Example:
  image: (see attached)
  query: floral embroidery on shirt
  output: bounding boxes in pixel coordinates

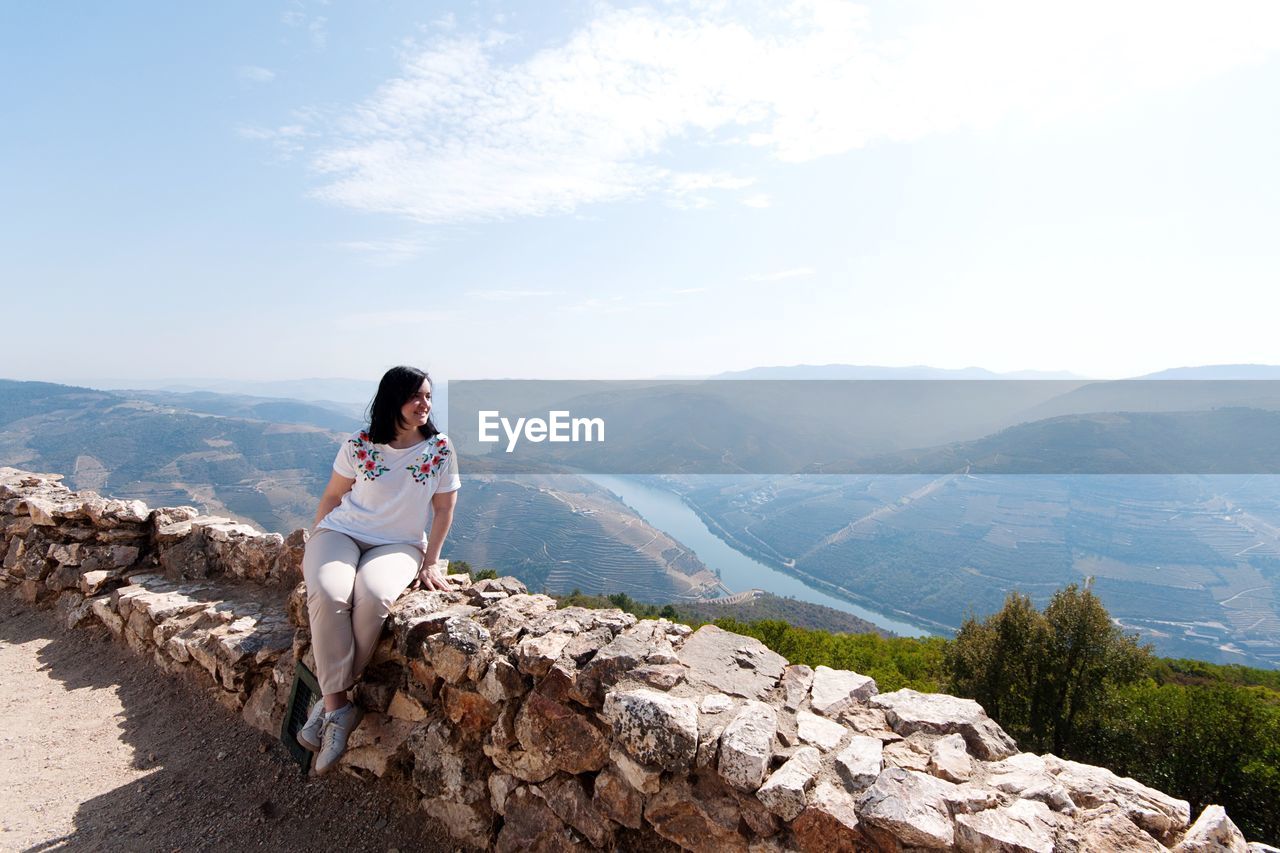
[349,430,390,480]
[407,435,451,485]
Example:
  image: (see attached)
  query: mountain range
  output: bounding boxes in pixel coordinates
[0,379,715,603]
[5,365,1280,667]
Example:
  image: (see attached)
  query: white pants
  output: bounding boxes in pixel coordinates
[302,528,421,695]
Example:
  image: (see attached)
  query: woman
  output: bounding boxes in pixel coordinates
[296,365,460,774]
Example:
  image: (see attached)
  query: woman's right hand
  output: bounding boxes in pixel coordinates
[417,559,450,591]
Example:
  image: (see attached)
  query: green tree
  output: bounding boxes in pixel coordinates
[946,583,1150,755]
[1041,583,1148,753]
[1085,679,1280,843]
[947,591,1046,737]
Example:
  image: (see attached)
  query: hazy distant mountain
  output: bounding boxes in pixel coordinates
[1135,364,1280,380]
[86,376,466,428]
[713,364,1089,380]
[120,390,363,433]
[716,363,1280,381]
[824,408,1280,475]
[454,379,1100,473]
[91,377,378,409]
[0,379,712,600]
[0,380,339,530]
[1007,379,1280,425]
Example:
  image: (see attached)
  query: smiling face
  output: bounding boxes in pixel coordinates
[400,380,432,431]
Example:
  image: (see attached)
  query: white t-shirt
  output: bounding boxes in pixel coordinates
[317,429,461,548]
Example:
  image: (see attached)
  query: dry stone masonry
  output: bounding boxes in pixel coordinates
[2,466,1275,853]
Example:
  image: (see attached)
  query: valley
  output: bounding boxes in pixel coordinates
[6,376,1280,667]
[668,472,1280,667]
[0,381,716,603]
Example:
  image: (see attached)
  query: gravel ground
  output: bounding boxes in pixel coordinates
[0,596,461,853]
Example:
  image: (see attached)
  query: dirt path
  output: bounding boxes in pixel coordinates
[0,597,460,853]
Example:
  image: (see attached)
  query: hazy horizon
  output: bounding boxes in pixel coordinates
[15,362,1280,391]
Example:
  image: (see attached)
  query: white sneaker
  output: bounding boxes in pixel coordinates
[296,700,326,753]
[314,703,362,776]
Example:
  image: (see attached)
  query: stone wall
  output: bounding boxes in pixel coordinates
[1,466,1272,852]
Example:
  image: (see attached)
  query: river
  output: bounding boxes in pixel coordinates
[583,474,931,637]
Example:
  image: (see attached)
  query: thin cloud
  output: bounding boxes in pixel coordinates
[566,294,677,313]
[337,237,430,265]
[467,289,563,302]
[565,296,630,314]
[344,309,456,327]
[745,267,817,283]
[237,66,276,83]
[308,17,328,50]
[238,124,309,159]
[741,193,771,209]
[292,0,1280,225]
[282,1,328,50]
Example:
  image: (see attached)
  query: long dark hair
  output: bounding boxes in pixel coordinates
[367,365,440,444]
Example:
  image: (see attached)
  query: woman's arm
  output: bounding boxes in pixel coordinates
[312,471,356,529]
[418,489,458,590]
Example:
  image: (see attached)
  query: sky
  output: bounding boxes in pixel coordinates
[4,0,1280,384]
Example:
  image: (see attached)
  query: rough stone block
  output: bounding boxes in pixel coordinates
[791,780,866,853]
[515,691,609,774]
[871,688,1017,761]
[756,745,821,821]
[645,776,749,853]
[55,591,96,630]
[494,786,587,853]
[1173,804,1248,853]
[856,767,958,850]
[593,764,645,829]
[242,679,280,735]
[985,752,1075,813]
[954,799,1057,853]
[718,700,778,792]
[1044,754,1190,838]
[477,657,526,703]
[424,616,492,684]
[91,595,124,635]
[796,709,847,751]
[835,734,883,791]
[488,771,519,815]
[603,688,698,772]
[539,774,615,848]
[442,685,500,735]
[677,625,787,701]
[387,690,428,722]
[810,665,878,716]
[1075,804,1165,852]
[341,713,416,778]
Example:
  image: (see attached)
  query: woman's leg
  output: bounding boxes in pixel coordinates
[301,528,361,709]
[350,543,422,680]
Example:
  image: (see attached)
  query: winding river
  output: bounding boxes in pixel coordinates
[583,474,931,637]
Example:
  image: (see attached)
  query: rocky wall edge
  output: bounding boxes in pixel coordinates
[1,467,1273,853]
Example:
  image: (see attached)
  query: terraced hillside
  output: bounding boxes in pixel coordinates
[672,473,1280,667]
[0,381,336,530]
[447,477,718,601]
[0,381,715,602]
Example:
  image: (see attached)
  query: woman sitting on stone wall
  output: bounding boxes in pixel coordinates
[297,364,460,773]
